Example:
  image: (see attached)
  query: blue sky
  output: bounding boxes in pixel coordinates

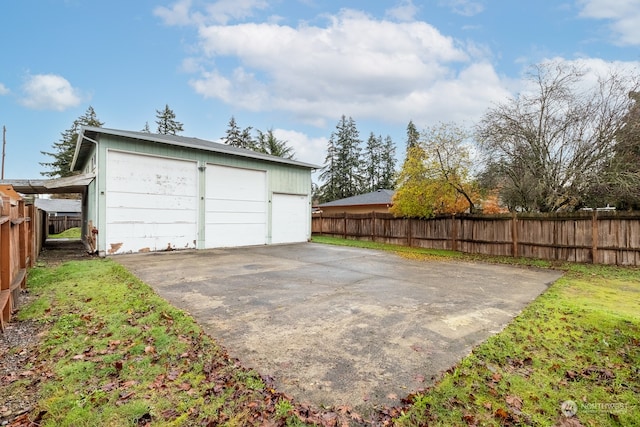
[1,0,639,179]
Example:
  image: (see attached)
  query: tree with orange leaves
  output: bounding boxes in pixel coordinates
[391,122,479,218]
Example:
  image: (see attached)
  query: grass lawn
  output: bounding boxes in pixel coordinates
[47,227,81,239]
[3,237,639,426]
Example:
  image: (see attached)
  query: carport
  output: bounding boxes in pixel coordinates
[117,243,562,414]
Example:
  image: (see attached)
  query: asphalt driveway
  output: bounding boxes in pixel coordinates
[116,243,562,413]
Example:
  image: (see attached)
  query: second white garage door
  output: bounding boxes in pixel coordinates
[205,165,267,248]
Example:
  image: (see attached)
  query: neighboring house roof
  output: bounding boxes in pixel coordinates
[319,189,395,207]
[71,126,321,172]
[35,198,81,213]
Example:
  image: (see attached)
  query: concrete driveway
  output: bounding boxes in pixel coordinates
[116,243,561,413]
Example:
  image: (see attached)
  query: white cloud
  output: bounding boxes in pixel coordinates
[385,0,419,22]
[187,9,510,127]
[441,0,485,17]
[20,74,83,111]
[0,83,9,95]
[579,0,640,45]
[203,0,269,24]
[155,0,269,26]
[272,128,327,166]
[154,0,194,26]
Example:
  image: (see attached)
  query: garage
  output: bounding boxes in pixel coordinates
[105,150,199,254]
[271,193,309,244]
[205,165,267,248]
[70,127,318,256]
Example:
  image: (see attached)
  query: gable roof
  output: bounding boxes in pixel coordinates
[34,198,81,213]
[71,126,321,172]
[319,189,395,207]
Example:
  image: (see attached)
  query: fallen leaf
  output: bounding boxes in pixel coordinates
[506,395,523,410]
[102,382,117,392]
[491,372,502,383]
[119,391,135,400]
[483,401,492,410]
[144,345,155,354]
[494,408,509,420]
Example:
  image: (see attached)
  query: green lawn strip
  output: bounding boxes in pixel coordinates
[20,260,319,427]
[312,236,640,426]
[47,227,81,239]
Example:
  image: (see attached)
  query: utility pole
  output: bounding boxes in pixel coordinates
[1,126,5,179]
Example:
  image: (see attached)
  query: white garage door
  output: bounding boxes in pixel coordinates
[205,165,267,248]
[271,193,309,244]
[106,151,198,254]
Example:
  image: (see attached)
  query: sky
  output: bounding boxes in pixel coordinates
[1,0,639,180]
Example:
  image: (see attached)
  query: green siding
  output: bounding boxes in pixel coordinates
[84,134,313,254]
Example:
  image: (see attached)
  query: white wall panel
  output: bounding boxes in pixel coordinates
[106,150,198,254]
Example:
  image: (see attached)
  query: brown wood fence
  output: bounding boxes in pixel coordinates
[312,211,640,266]
[48,215,82,235]
[1,191,43,331]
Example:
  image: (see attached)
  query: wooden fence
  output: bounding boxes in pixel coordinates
[312,211,640,266]
[0,190,43,331]
[48,215,81,235]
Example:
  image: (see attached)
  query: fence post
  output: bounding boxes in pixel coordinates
[343,212,347,240]
[591,210,598,264]
[371,211,376,242]
[451,214,458,252]
[407,217,412,247]
[512,212,518,258]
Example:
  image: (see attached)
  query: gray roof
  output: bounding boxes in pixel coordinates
[0,173,95,194]
[71,126,321,171]
[34,198,81,213]
[319,189,395,207]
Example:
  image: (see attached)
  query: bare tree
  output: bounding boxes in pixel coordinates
[476,62,639,212]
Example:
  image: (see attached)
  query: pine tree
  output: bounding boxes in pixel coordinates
[319,115,363,201]
[406,120,419,151]
[40,106,104,178]
[141,122,151,133]
[222,116,241,145]
[318,135,339,203]
[255,129,295,159]
[155,104,184,135]
[362,132,382,192]
[222,116,255,149]
[379,135,397,189]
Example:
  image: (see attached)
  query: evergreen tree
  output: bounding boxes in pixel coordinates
[362,132,382,192]
[319,115,363,201]
[318,134,339,203]
[141,122,151,133]
[255,129,295,159]
[406,120,419,151]
[379,135,397,189]
[222,116,241,145]
[240,126,255,150]
[222,116,255,149]
[155,104,184,135]
[40,106,104,178]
